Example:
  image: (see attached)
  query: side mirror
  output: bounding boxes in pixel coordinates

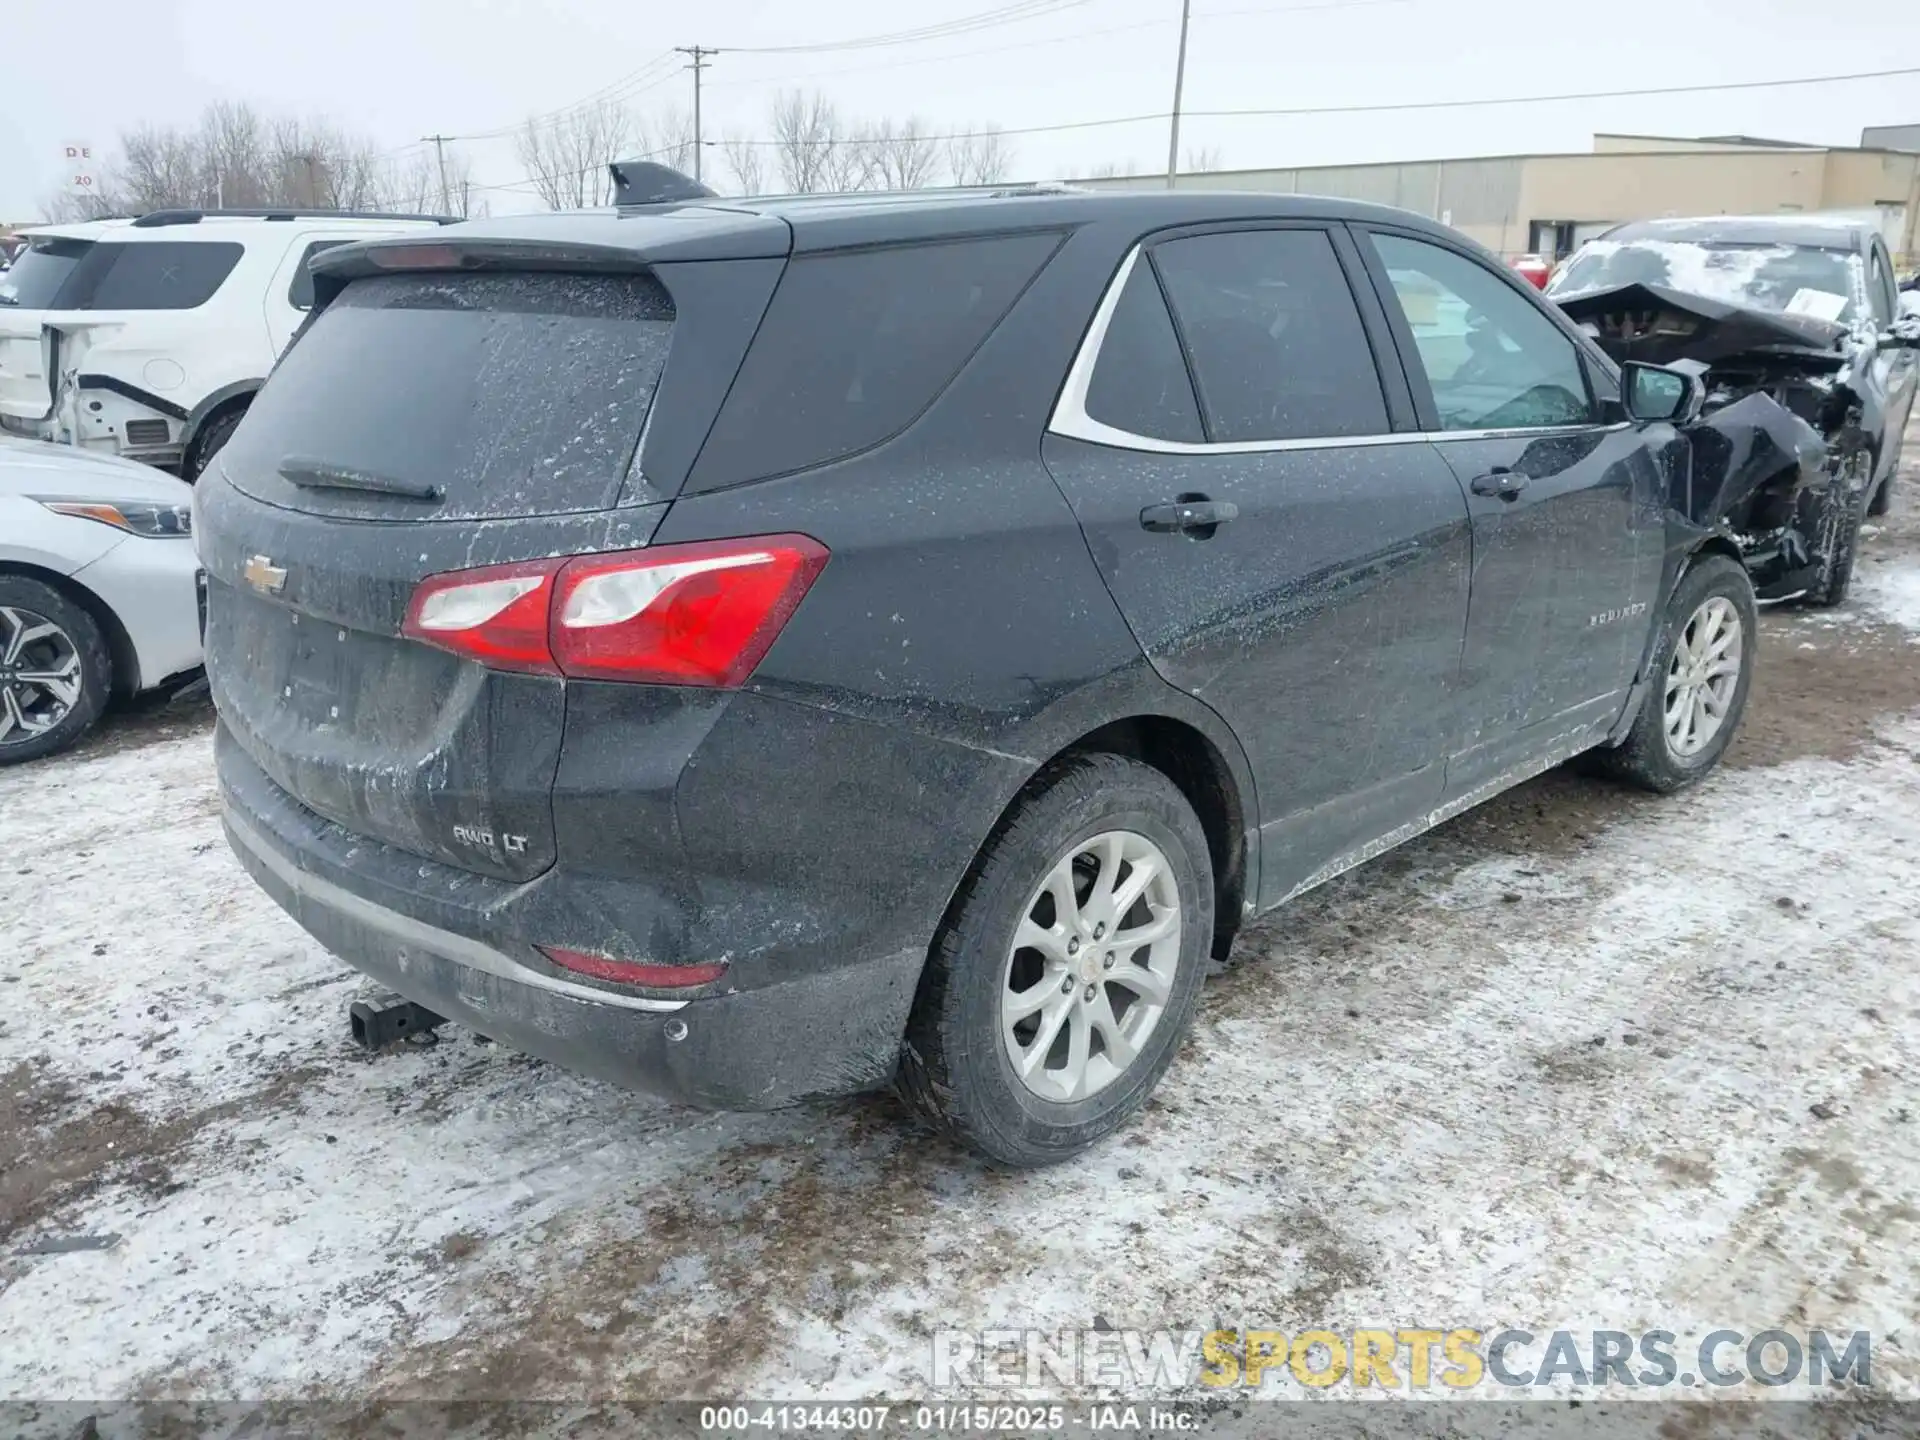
[1621,361,1703,425]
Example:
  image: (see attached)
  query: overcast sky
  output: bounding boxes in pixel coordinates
[4,0,1918,219]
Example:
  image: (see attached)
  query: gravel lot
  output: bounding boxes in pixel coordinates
[2,432,1918,1405]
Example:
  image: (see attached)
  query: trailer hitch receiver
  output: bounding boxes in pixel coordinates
[349,991,447,1051]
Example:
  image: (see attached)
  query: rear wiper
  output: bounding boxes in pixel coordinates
[278,457,444,502]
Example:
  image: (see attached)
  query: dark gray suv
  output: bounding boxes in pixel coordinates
[199,181,1754,1165]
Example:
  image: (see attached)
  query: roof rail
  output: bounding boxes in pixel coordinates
[130,207,459,228]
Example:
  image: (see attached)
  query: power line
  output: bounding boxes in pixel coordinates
[453,52,682,142]
[460,62,1920,197]
[700,0,1415,92]
[723,0,1096,54]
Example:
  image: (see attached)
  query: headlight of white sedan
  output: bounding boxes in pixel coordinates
[31,497,194,537]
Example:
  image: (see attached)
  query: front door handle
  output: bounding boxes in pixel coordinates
[1140,499,1240,534]
[1469,468,1529,500]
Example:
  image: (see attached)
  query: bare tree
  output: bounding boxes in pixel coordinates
[199,101,270,207]
[944,125,1012,186]
[117,124,205,210]
[723,136,769,195]
[1083,159,1134,180]
[638,106,698,178]
[862,117,940,190]
[38,189,122,222]
[1183,145,1224,174]
[514,98,633,210]
[770,91,842,194]
[39,104,453,219]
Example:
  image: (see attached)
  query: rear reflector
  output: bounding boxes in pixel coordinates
[400,534,828,686]
[539,946,729,989]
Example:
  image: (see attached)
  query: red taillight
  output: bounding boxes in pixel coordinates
[403,557,564,673]
[400,534,828,687]
[539,946,729,989]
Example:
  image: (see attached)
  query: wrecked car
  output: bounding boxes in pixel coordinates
[1548,217,1920,605]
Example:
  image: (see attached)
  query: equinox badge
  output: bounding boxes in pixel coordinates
[242,555,287,595]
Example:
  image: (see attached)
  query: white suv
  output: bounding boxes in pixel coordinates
[0,209,449,479]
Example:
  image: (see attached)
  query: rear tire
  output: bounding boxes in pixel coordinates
[182,404,246,483]
[897,753,1214,1167]
[0,576,112,765]
[1583,553,1756,794]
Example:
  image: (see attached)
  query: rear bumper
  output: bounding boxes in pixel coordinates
[219,729,924,1109]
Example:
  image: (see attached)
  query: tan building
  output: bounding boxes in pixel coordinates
[1075,131,1920,266]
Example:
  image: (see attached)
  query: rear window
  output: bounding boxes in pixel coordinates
[690,231,1061,491]
[220,270,674,521]
[0,237,94,308]
[61,241,244,310]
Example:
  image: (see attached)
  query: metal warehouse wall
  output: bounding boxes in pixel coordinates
[1076,146,1920,260]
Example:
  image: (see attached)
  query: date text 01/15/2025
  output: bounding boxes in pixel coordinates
[697,1405,1198,1432]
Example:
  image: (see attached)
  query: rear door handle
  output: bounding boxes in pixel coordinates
[1469,468,1529,500]
[1140,499,1240,533]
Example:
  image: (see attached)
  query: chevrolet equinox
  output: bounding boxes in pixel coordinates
[200,181,1756,1165]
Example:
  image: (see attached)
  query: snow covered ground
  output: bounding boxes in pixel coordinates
[2,445,1919,1408]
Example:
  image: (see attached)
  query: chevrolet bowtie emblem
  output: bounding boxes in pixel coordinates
[242,555,288,595]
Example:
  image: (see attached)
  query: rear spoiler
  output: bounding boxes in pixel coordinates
[306,210,791,314]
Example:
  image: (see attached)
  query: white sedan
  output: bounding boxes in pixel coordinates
[0,436,203,762]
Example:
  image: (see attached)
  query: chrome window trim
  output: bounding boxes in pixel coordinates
[1048,242,1629,456]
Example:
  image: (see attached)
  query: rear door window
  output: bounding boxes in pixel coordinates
[1369,233,1594,431]
[64,241,244,310]
[0,236,95,308]
[690,231,1061,490]
[220,270,675,521]
[1151,228,1390,443]
[1083,258,1204,444]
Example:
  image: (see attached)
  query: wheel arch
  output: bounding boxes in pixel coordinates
[947,707,1256,962]
[0,559,140,698]
[183,381,263,449]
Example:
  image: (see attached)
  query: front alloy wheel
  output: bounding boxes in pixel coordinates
[0,578,113,765]
[0,607,85,748]
[1662,596,1742,759]
[1581,552,1757,794]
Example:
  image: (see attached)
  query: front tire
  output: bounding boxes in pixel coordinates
[897,753,1214,1167]
[0,577,112,765]
[1867,458,1897,517]
[1805,454,1870,607]
[1584,553,1756,794]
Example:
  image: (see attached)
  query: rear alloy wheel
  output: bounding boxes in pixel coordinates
[1002,830,1183,1105]
[0,577,112,765]
[898,752,1213,1166]
[1582,552,1756,794]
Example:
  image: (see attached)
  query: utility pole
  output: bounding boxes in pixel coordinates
[674,46,717,182]
[1165,0,1192,190]
[422,133,453,214]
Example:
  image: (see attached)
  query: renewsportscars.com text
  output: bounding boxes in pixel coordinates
[932,1327,1873,1391]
